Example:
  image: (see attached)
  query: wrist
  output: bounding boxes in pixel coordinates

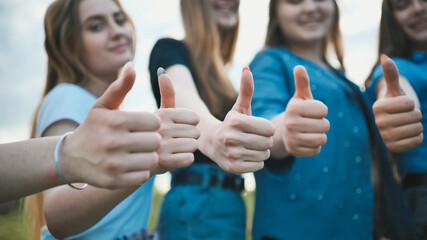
[200,120,222,159]
[55,132,87,190]
[58,133,79,183]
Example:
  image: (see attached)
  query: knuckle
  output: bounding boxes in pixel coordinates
[220,161,232,173]
[313,147,322,156]
[152,133,162,149]
[415,110,423,121]
[322,134,328,145]
[104,160,121,172]
[188,111,201,124]
[140,172,151,184]
[284,118,299,131]
[266,137,274,149]
[264,150,271,160]
[227,164,240,175]
[416,134,424,145]
[381,130,392,141]
[372,102,383,115]
[148,152,159,168]
[285,104,299,115]
[404,98,415,109]
[103,137,123,150]
[182,154,195,167]
[189,139,198,152]
[229,116,244,128]
[416,123,424,133]
[194,126,201,139]
[227,148,241,160]
[375,118,386,129]
[103,175,117,189]
[224,133,240,146]
[324,119,330,131]
[254,161,265,172]
[106,115,128,129]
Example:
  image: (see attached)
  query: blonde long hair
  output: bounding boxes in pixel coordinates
[180,0,239,120]
[265,0,345,70]
[25,0,135,239]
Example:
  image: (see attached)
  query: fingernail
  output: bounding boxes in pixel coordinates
[380,54,389,62]
[120,61,134,78]
[242,66,250,73]
[157,67,165,77]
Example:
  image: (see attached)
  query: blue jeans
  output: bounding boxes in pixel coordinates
[157,164,246,240]
[406,186,427,239]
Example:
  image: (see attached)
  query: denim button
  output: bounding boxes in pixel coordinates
[343,141,350,148]
[353,214,359,220]
[353,126,359,133]
[322,167,329,173]
[355,156,362,163]
[356,188,362,194]
[337,111,343,118]
[317,194,324,201]
[289,194,296,200]
[311,84,317,91]
[294,174,301,180]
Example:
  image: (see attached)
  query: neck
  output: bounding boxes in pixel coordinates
[80,72,117,98]
[287,40,326,67]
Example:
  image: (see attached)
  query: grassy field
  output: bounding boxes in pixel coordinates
[0,189,254,240]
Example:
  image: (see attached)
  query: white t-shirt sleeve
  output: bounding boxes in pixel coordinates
[36,83,97,137]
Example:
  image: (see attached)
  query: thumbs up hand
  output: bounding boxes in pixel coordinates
[62,62,162,189]
[372,55,423,152]
[281,66,329,157]
[210,67,275,174]
[152,68,201,175]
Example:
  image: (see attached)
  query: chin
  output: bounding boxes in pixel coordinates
[218,19,238,30]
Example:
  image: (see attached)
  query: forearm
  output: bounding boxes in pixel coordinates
[44,185,138,238]
[0,137,62,203]
[174,84,221,160]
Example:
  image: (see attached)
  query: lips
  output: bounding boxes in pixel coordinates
[409,18,427,31]
[109,43,129,53]
[298,18,323,29]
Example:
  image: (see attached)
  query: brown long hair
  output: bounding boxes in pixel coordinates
[365,0,412,87]
[180,0,239,120]
[265,0,345,70]
[26,0,135,239]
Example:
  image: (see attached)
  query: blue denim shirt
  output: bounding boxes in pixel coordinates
[250,47,373,240]
[367,51,427,176]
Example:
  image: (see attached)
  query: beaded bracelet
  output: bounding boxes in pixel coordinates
[55,131,88,190]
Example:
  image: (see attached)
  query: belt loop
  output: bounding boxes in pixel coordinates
[201,172,210,189]
[217,171,225,189]
[235,176,244,191]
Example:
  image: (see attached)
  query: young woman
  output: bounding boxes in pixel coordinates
[149,0,275,239]
[26,0,200,239]
[366,0,426,237]
[249,0,418,239]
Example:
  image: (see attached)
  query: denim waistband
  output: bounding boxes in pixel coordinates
[116,230,158,240]
[171,164,245,192]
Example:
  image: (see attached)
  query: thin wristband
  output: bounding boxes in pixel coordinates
[55,131,88,190]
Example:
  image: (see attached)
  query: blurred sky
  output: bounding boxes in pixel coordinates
[0,0,383,192]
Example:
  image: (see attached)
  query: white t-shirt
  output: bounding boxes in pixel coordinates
[37,83,154,240]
